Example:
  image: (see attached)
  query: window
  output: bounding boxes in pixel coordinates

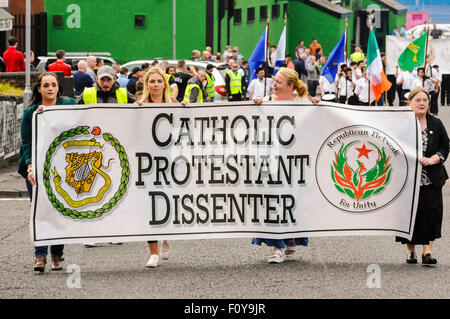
[52,15,64,28]
[234,9,242,25]
[134,15,146,28]
[272,5,280,19]
[260,6,267,21]
[247,7,255,23]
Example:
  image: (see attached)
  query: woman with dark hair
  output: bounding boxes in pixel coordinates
[18,72,76,273]
[396,87,449,266]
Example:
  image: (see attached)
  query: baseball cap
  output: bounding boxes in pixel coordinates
[97,66,116,80]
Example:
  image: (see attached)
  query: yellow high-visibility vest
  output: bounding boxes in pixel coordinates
[183,83,204,103]
[165,74,175,97]
[205,72,216,98]
[83,87,128,104]
[350,52,365,63]
[226,70,242,95]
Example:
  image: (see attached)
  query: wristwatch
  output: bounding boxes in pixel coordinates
[436,152,445,162]
[27,167,33,173]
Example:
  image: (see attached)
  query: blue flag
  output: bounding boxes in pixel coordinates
[274,25,286,76]
[248,26,267,82]
[321,31,346,84]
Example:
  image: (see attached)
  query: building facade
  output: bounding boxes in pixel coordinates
[44,0,407,63]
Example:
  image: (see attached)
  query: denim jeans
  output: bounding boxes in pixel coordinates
[26,179,64,258]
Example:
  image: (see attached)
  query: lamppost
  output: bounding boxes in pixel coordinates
[23,0,31,106]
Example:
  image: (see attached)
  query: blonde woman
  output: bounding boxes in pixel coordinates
[251,67,315,263]
[137,67,172,267]
[253,67,318,105]
[396,87,449,265]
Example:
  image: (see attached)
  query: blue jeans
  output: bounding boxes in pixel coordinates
[26,179,64,258]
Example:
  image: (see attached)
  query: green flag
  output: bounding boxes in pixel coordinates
[397,32,427,71]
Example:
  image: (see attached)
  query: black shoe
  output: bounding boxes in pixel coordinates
[422,253,437,266]
[406,252,418,264]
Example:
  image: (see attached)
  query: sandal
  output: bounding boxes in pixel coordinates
[161,241,171,260]
[268,249,284,264]
[285,245,296,260]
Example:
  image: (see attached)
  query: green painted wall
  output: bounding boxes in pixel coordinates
[225,0,352,61]
[45,0,206,62]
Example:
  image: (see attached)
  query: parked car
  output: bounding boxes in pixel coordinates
[121,59,229,102]
[36,56,117,73]
[406,24,450,39]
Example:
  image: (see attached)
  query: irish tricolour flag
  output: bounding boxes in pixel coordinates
[367,29,392,101]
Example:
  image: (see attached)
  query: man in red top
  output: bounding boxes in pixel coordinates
[48,50,72,76]
[3,36,25,72]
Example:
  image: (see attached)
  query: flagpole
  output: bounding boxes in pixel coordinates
[264,16,270,98]
[423,26,430,88]
[367,12,373,107]
[345,17,348,104]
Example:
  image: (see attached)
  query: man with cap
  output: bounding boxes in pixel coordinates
[77,65,136,105]
[126,67,143,95]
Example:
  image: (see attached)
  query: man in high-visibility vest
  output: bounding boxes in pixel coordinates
[77,65,136,105]
[225,59,244,101]
[350,47,365,64]
[205,64,216,102]
[183,69,209,104]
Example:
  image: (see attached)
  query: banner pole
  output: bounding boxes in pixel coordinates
[264,16,270,98]
[345,17,348,104]
[423,26,429,88]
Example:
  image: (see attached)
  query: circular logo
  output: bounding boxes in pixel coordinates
[315,125,408,213]
[42,126,129,220]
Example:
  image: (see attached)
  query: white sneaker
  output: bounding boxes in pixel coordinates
[268,249,284,264]
[146,254,159,268]
[161,241,171,260]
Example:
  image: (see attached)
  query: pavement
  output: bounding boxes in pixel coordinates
[1,105,450,300]
[0,159,28,198]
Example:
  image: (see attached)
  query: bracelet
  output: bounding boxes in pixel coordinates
[27,167,33,173]
[436,152,445,162]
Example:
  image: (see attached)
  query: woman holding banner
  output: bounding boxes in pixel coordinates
[396,87,449,266]
[137,66,173,268]
[252,67,310,263]
[18,72,77,273]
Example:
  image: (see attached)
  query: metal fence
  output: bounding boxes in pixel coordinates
[0,96,23,161]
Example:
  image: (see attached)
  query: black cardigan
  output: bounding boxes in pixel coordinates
[423,113,450,188]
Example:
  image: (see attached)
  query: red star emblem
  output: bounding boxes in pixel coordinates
[355,144,373,159]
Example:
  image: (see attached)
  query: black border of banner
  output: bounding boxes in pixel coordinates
[31,103,419,242]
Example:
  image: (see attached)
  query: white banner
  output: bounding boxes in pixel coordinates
[386,35,450,75]
[31,103,421,245]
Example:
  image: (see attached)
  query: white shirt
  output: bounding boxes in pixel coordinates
[354,68,362,79]
[338,77,355,97]
[396,71,415,90]
[319,75,336,94]
[248,78,273,98]
[412,77,433,92]
[354,78,376,103]
[428,67,441,91]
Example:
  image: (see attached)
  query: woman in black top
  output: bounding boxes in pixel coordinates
[396,87,449,266]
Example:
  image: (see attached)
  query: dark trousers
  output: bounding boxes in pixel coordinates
[307,80,319,97]
[441,74,450,105]
[338,96,347,104]
[228,94,244,102]
[430,90,439,115]
[387,75,397,106]
[26,179,64,258]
